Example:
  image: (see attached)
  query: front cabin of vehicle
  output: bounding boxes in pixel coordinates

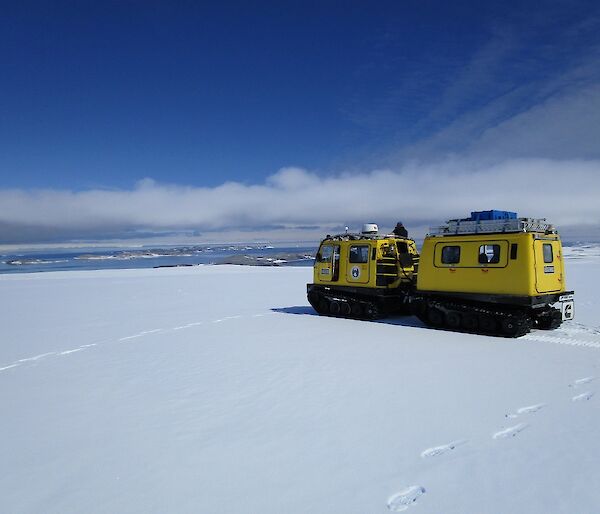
[308,225,419,319]
[313,236,418,290]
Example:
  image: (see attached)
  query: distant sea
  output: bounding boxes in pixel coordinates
[2,240,596,275]
[0,244,318,275]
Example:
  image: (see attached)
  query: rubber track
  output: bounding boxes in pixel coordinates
[308,290,547,338]
[308,290,385,320]
[415,298,534,338]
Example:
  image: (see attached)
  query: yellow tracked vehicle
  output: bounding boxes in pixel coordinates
[411,211,574,337]
[306,223,419,319]
[307,212,575,337]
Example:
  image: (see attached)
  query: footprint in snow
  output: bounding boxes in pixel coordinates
[517,403,546,414]
[387,486,426,512]
[569,376,595,388]
[493,423,529,439]
[506,403,546,418]
[572,391,594,402]
[421,439,467,458]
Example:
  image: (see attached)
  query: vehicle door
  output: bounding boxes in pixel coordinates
[315,243,340,282]
[534,240,563,293]
[346,244,370,284]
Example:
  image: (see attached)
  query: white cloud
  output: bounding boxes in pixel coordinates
[468,84,600,160]
[2,158,599,244]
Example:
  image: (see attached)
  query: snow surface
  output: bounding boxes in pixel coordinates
[0,257,599,513]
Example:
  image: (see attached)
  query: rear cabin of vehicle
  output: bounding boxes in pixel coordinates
[413,212,574,336]
[417,232,566,298]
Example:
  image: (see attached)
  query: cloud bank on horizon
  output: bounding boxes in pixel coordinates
[2,156,599,244]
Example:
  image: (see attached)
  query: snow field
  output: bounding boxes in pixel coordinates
[0,259,599,513]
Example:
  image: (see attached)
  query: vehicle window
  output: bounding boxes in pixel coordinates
[510,244,518,260]
[543,243,553,263]
[441,246,461,264]
[349,245,370,263]
[318,245,333,262]
[478,244,500,264]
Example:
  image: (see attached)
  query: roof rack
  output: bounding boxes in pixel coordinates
[323,233,407,242]
[428,218,556,237]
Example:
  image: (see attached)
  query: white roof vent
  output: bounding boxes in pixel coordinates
[361,223,378,234]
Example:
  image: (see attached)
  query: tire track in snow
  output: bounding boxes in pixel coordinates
[522,333,600,349]
[521,322,600,350]
[59,348,85,355]
[0,311,275,374]
[560,322,600,336]
[18,352,56,363]
[0,364,19,372]
[1,345,97,373]
[118,328,163,341]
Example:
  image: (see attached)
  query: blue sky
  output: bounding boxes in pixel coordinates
[1,1,600,243]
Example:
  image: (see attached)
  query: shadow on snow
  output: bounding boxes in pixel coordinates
[271,306,426,328]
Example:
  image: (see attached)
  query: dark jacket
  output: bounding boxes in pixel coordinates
[393,224,408,237]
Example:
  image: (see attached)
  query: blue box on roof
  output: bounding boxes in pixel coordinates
[470,210,517,221]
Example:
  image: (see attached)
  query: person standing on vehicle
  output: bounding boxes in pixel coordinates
[392,222,408,238]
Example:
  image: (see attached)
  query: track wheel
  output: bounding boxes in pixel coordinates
[351,303,362,318]
[537,310,562,330]
[329,301,341,315]
[364,302,381,320]
[478,314,496,333]
[317,299,329,315]
[501,315,530,337]
[462,313,479,331]
[308,291,319,308]
[445,311,461,329]
[427,306,444,327]
[340,302,351,316]
[410,300,428,324]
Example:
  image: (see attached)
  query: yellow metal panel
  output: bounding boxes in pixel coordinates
[533,239,564,293]
[311,237,418,290]
[314,243,341,284]
[346,243,371,284]
[417,232,565,297]
[433,239,509,267]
